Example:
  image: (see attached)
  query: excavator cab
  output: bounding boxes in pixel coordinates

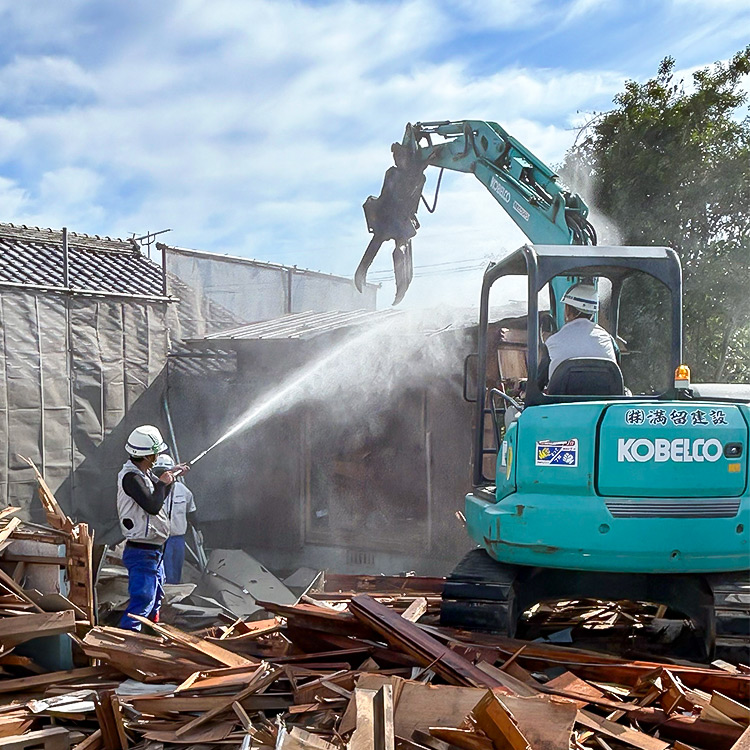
[445,244,750,662]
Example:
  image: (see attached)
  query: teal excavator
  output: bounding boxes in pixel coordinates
[355,120,750,662]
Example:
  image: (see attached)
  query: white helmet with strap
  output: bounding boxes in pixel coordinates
[561,283,598,314]
[126,425,168,457]
[153,453,175,471]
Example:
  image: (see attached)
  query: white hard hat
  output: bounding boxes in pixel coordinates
[153,453,175,470]
[125,425,168,457]
[561,283,598,314]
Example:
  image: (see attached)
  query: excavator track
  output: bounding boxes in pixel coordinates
[440,549,750,665]
[440,548,518,634]
[710,572,750,665]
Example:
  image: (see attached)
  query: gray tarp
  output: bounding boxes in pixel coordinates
[0,289,169,536]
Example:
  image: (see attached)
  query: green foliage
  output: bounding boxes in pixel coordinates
[562,47,750,382]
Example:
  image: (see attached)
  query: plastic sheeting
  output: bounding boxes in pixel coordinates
[0,289,169,529]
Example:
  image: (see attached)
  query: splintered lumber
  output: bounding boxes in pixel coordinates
[81,627,213,681]
[71,730,101,750]
[733,726,750,750]
[428,728,494,750]
[18,457,72,532]
[0,609,76,647]
[348,685,395,750]
[577,709,670,750]
[498,694,578,750]
[0,517,22,552]
[427,624,750,702]
[175,662,278,736]
[128,614,257,668]
[0,666,111,695]
[349,595,508,690]
[711,691,750,723]
[145,720,236,744]
[323,573,445,595]
[0,728,70,750]
[277,726,339,750]
[126,693,292,715]
[258,599,373,639]
[401,597,428,623]
[472,691,531,750]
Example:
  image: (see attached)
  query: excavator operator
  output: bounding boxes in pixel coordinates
[537,283,619,392]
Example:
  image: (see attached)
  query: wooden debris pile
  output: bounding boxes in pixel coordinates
[0,458,94,665]
[1,583,748,750]
[0,464,748,749]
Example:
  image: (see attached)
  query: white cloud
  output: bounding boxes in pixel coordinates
[0,0,745,309]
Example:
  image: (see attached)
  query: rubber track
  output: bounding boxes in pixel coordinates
[440,548,518,634]
[710,571,750,665]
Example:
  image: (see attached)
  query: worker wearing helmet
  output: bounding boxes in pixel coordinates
[117,425,188,630]
[153,454,199,584]
[537,282,618,390]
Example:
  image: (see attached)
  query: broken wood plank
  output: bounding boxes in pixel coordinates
[175,663,279,736]
[0,609,76,647]
[472,691,531,750]
[70,730,101,750]
[577,709,670,750]
[711,691,750,724]
[18,456,72,531]
[732,726,750,750]
[349,685,395,750]
[128,614,256,668]
[0,728,70,750]
[428,728,493,750]
[350,595,509,690]
[402,597,428,623]
[0,666,110,694]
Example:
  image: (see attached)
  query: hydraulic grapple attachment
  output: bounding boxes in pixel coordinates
[355,134,427,305]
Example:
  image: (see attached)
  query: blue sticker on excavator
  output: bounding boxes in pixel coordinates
[535,439,578,467]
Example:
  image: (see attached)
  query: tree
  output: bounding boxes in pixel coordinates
[561,47,750,383]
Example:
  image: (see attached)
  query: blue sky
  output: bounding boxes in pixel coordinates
[0,0,748,307]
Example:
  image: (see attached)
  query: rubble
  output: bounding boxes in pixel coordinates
[0,463,747,750]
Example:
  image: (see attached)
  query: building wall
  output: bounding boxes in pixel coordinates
[0,288,169,531]
[165,329,476,576]
[165,247,378,337]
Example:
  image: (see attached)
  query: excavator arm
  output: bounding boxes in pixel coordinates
[355,120,596,304]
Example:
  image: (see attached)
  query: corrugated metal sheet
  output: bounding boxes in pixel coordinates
[201,308,402,341]
[0,223,164,297]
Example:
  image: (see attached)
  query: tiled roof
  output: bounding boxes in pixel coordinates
[0,223,166,297]
[200,309,402,341]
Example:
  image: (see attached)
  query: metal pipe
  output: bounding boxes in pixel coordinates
[163,393,181,463]
[161,243,168,297]
[62,227,69,288]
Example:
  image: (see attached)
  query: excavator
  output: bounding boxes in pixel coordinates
[355,120,750,662]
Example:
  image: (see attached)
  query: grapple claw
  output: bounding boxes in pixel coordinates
[354,128,426,303]
[392,240,413,305]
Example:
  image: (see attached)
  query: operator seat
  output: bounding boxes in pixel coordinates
[547,357,624,397]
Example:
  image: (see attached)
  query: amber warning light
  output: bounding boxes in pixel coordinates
[674,364,691,389]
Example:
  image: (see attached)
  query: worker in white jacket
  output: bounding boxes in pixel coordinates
[116,425,188,630]
[537,282,618,390]
[153,454,199,584]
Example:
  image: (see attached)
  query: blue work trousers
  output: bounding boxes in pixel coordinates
[119,544,165,630]
[163,535,186,584]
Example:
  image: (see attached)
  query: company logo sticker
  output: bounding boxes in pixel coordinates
[490,176,511,203]
[617,437,723,463]
[624,407,727,426]
[536,439,578,467]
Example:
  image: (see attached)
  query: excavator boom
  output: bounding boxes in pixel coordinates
[355,120,596,303]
